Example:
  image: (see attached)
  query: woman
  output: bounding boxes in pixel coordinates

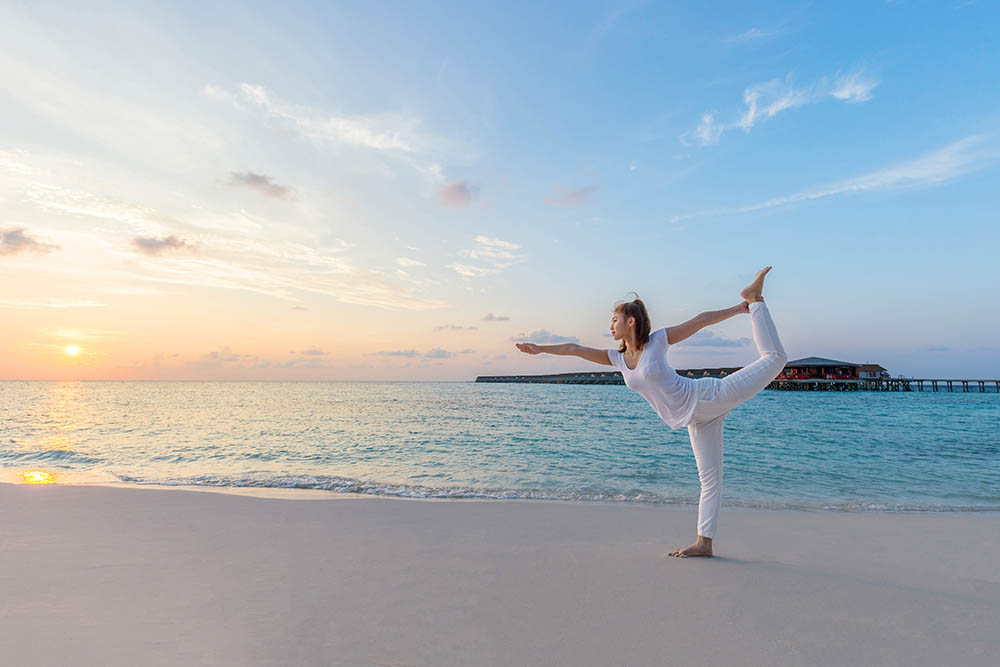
[515,266,787,558]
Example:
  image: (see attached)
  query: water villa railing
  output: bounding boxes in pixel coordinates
[474,372,1000,393]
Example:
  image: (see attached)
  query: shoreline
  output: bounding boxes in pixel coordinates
[4,473,998,513]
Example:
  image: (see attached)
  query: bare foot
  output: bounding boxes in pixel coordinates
[667,541,713,558]
[739,265,772,303]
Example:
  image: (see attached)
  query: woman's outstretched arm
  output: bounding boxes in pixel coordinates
[666,302,747,345]
[514,343,612,366]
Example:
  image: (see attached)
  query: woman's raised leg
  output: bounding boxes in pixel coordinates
[715,299,788,407]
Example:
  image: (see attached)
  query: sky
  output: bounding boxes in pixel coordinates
[2,0,998,381]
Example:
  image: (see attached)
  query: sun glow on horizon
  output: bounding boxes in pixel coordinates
[65,345,79,356]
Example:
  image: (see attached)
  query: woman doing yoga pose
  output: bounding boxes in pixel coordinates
[515,266,787,558]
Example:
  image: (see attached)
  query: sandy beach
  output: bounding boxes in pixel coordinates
[2,481,998,666]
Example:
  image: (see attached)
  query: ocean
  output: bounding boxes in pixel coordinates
[2,381,998,512]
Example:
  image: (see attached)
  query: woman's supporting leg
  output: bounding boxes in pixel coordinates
[687,412,726,540]
[715,300,788,407]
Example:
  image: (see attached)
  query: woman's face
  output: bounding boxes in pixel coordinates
[610,310,633,340]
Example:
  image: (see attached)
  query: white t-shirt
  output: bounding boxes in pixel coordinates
[607,327,698,430]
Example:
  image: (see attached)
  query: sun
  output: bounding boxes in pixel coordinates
[65,345,80,356]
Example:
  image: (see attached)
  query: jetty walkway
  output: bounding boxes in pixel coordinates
[475,372,1000,393]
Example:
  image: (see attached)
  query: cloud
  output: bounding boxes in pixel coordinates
[291,305,308,311]
[831,70,878,103]
[448,263,496,277]
[191,346,270,369]
[0,298,104,309]
[509,330,581,344]
[668,134,999,222]
[206,83,421,152]
[395,257,425,267]
[542,184,599,206]
[436,179,477,207]
[101,286,174,296]
[482,312,510,321]
[456,348,475,354]
[682,68,879,147]
[12,152,448,311]
[424,348,452,359]
[202,82,473,186]
[723,27,778,43]
[675,330,752,348]
[448,235,526,278]
[130,234,196,256]
[0,227,60,256]
[921,344,951,353]
[228,171,292,199]
[44,327,122,340]
[205,347,258,363]
[432,324,479,332]
[300,347,326,356]
[369,349,422,357]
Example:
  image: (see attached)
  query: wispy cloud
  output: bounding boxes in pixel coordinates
[369,349,422,358]
[542,184,599,206]
[1,227,60,256]
[43,327,123,340]
[436,179,477,207]
[0,298,105,309]
[131,234,196,257]
[395,257,425,267]
[9,152,448,311]
[203,83,459,184]
[448,235,526,278]
[675,331,752,348]
[723,26,779,43]
[482,313,510,321]
[205,83,422,152]
[509,330,581,344]
[228,171,292,199]
[668,134,998,222]
[432,324,479,332]
[300,347,326,356]
[830,70,878,103]
[192,347,270,369]
[100,286,175,296]
[682,68,879,147]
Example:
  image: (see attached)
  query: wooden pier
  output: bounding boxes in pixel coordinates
[475,372,1000,392]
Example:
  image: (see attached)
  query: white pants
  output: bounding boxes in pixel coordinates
[686,300,788,539]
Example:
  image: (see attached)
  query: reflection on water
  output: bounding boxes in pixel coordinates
[22,470,56,484]
[39,382,84,452]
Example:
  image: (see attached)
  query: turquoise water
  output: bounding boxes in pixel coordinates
[1,381,998,511]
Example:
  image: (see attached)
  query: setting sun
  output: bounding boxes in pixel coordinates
[65,345,79,356]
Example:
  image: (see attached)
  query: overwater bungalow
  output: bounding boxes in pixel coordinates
[859,363,890,379]
[776,357,860,380]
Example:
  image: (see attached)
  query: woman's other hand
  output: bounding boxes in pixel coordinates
[515,342,542,355]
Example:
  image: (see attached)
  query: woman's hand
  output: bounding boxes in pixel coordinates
[515,342,542,355]
[739,301,750,314]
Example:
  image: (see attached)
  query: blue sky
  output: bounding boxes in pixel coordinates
[1,0,998,380]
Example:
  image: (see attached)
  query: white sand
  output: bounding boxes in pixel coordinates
[2,482,998,666]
